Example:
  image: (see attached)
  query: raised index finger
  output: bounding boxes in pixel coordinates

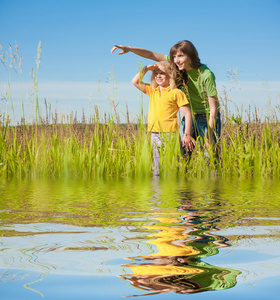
[110,46,118,53]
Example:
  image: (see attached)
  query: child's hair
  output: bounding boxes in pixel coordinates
[150,61,176,90]
[169,40,202,89]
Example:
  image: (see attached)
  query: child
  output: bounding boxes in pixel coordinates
[132,61,195,174]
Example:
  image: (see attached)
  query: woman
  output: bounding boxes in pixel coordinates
[111,41,221,153]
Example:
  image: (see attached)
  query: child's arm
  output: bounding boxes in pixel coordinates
[132,65,158,93]
[180,105,195,152]
[111,45,165,62]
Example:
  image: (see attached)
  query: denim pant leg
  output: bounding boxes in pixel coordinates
[181,115,206,149]
[181,111,221,148]
[213,111,221,144]
[193,113,208,147]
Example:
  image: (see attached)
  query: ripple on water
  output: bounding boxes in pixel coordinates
[0,177,279,298]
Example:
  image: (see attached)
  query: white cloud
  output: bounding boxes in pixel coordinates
[217,81,280,92]
[217,81,280,114]
[0,80,136,100]
[0,80,148,123]
[1,80,279,124]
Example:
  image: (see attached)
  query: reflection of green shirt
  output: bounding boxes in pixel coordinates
[191,260,241,291]
[165,55,218,113]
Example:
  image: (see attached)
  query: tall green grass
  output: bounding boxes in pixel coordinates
[0,115,153,178]
[0,43,279,179]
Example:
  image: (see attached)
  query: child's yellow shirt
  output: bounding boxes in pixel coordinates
[145,85,189,132]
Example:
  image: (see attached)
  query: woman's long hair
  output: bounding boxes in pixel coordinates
[169,40,202,89]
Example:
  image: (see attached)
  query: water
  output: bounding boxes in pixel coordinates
[0,177,279,299]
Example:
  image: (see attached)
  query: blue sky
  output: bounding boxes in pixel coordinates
[1,0,280,123]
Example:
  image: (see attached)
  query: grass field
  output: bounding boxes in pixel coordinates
[0,104,279,179]
[1,43,279,179]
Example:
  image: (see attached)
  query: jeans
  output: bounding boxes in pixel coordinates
[181,111,221,156]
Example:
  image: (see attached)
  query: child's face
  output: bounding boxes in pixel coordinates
[173,50,191,71]
[154,68,170,88]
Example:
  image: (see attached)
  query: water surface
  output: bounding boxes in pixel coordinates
[0,177,279,299]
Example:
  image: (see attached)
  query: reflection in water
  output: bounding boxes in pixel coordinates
[0,177,279,298]
[120,189,240,296]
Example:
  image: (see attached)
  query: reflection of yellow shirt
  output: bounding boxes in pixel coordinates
[144,216,199,257]
[131,265,203,276]
[128,216,201,276]
[146,85,189,132]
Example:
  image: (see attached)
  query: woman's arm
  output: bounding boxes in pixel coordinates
[180,105,195,151]
[208,95,218,145]
[111,45,165,62]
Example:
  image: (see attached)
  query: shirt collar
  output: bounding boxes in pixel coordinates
[155,86,171,92]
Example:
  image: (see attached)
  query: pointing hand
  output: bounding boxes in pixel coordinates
[111,45,130,55]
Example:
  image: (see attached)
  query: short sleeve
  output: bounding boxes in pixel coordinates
[203,71,217,97]
[145,84,153,96]
[164,55,170,61]
[175,89,189,107]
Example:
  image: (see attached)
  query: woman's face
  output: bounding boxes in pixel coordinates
[173,50,192,71]
[154,68,170,88]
